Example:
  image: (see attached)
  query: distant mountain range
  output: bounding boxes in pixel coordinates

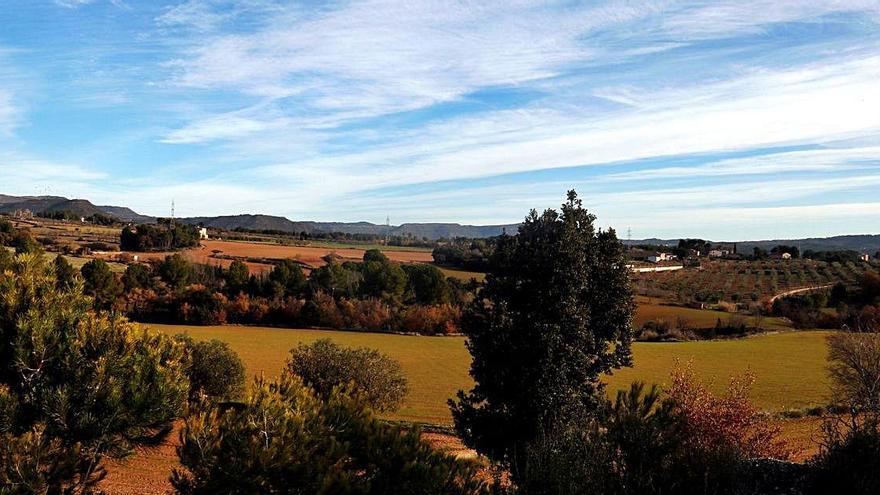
[1,193,877,249]
[0,194,516,240]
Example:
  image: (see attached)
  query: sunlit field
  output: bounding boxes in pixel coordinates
[149,323,831,424]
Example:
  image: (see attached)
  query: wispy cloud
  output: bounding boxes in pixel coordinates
[3,0,880,237]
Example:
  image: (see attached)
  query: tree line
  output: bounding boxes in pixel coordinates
[75,248,474,335]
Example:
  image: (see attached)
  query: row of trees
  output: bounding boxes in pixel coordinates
[73,248,472,334]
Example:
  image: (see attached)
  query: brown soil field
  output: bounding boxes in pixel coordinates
[200,239,434,266]
[92,239,435,276]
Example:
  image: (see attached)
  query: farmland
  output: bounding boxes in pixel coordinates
[149,323,832,424]
[632,259,879,304]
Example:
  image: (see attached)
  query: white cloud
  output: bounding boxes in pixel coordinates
[55,0,96,8]
[161,114,288,144]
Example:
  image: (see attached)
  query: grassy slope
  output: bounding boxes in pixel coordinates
[148,323,830,425]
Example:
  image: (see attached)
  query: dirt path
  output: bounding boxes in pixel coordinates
[768,284,834,304]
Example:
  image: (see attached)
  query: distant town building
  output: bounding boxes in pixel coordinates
[647,252,675,263]
[198,227,209,240]
[771,252,792,260]
[708,249,731,258]
[860,253,871,262]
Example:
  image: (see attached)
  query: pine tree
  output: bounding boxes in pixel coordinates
[0,252,189,494]
[173,375,487,495]
[449,190,634,483]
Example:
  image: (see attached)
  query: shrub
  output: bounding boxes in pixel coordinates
[827,331,880,411]
[175,335,246,402]
[810,417,880,495]
[172,375,486,495]
[287,339,408,412]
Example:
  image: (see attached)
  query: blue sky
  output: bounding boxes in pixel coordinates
[1,1,879,240]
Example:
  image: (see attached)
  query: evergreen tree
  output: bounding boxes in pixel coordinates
[449,191,634,483]
[267,259,306,297]
[52,255,78,290]
[81,258,123,310]
[172,375,486,495]
[159,254,193,291]
[404,263,451,305]
[123,263,153,291]
[0,252,189,493]
[224,260,250,295]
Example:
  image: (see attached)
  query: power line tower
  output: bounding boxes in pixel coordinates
[385,214,390,245]
[171,199,176,226]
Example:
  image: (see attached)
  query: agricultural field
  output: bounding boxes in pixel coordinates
[149,323,832,424]
[634,296,792,331]
[12,218,120,251]
[632,259,879,304]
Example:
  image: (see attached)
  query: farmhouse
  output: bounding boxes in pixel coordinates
[647,252,675,263]
[708,249,731,258]
[771,252,792,260]
[198,227,209,240]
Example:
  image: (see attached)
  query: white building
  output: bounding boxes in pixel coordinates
[647,252,674,263]
[198,227,209,240]
[860,253,871,262]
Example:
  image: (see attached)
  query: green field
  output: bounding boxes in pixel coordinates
[148,323,832,424]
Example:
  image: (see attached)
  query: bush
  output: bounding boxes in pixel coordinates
[287,339,408,412]
[172,375,486,495]
[520,383,681,495]
[810,417,880,495]
[175,335,246,402]
[827,331,880,411]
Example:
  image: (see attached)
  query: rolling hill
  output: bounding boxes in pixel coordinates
[1,193,876,247]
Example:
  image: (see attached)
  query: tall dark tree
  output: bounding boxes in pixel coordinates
[224,260,250,295]
[159,254,193,291]
[404,263,451,305]
[53,255,78,290]
[123,263,153,291]
[267,259,306,297]
[360,258,407,303]
[81,258,123,310]
[449,190,634,483]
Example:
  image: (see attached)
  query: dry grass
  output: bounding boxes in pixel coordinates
[148,324,831,423]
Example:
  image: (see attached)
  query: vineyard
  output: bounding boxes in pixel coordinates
[632,259,879,305]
